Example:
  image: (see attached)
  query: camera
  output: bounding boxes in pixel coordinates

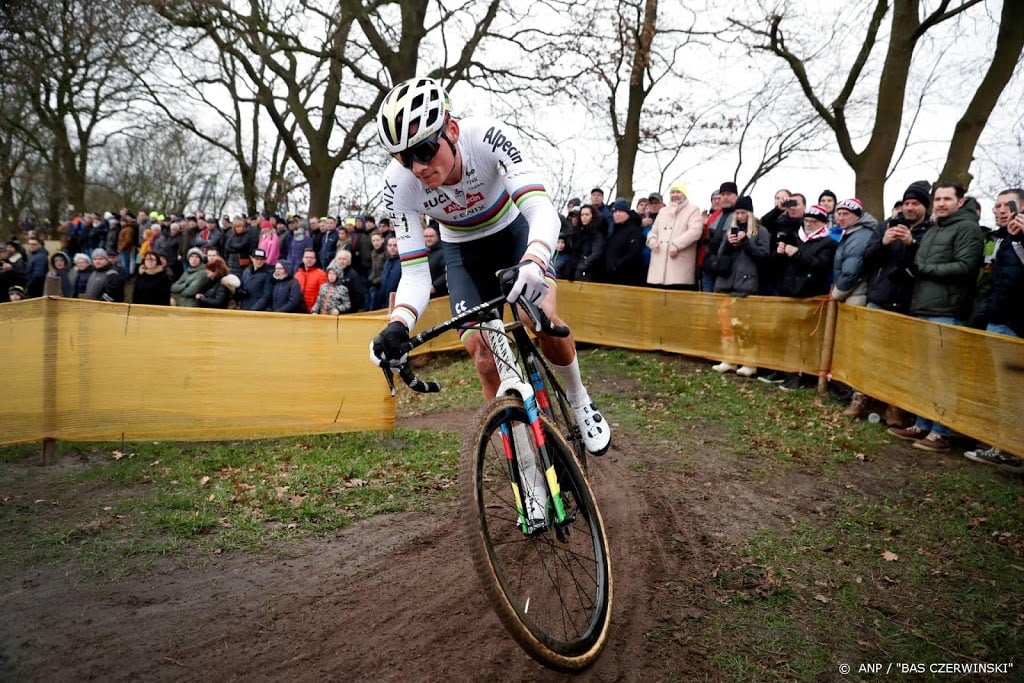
[888,212,912,228]
[782,199,798,208]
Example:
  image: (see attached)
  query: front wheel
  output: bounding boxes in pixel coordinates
[460,396,613,671]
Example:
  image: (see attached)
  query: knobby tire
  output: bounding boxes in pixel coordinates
[460,396,613,671]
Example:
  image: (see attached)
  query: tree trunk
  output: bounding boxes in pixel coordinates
[615,0,657,203]
[851,0,919,217]
[937,1,1024,187]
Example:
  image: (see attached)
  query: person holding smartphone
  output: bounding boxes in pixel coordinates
[708,196,770,378]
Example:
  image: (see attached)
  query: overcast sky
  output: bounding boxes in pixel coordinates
[437,0,1019,221]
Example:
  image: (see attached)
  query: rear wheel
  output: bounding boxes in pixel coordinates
[460,396,613,671]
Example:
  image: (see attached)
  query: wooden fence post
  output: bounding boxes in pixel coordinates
[817,299,839,394]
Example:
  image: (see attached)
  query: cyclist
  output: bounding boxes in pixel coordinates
[369,77,610,456]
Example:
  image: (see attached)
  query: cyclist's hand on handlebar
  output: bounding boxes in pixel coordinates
[506,260,548,306]
[369,320,410,368]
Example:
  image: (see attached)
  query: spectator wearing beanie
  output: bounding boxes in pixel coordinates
[830,198,878,306]
[645,180,704,290]
[865,180,933,314]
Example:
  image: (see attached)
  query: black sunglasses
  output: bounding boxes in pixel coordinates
[395,115,451,168]
[396,131,445,168]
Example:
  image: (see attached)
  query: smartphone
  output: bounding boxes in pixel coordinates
[1009,200,1019,215]
[782,199,798,208]
[730,227,741,235]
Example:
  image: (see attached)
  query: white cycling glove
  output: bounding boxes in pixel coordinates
[506,261,548,306]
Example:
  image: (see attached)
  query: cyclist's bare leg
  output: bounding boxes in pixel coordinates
[465,332,501,399]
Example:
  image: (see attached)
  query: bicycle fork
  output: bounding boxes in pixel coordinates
[482,320,568,534]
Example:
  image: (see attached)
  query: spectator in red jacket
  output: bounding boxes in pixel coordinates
[294,247,327,313]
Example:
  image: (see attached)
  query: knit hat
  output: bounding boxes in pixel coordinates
[611,198,631,213]
[8,285,26,299]
[836,198,863,216]
[648,192,664,203]
[187,247,204,259]
[734,195,753,212]
[669,180,688,196]
[91,248,109,259]
[818,189,837,203]
[259,220,273,229]
[902,180,931,209]
[719,181,739,195]
[73,253,91,265]
[805,204,830,222]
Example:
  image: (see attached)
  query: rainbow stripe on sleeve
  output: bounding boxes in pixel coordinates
[511,184,548,205]
[400,248,429,267]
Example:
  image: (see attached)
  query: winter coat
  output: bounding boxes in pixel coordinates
[332,265,366,312]
[375,255,401,310]
[295,265,327,313]
[49,252,74,298]
[170,264,212,307]
[711,224,771,295]
[777,231,837,299]
[239,264,274,311]
[645,199,704,286]
[573,219,607,282]
[603,212,646,286]
[369,246,387,286]
[271,264,306,313]
[68,266,91,298]
[311,282,352,315]
[197,274,240,309]
[25,248,49,297]
[427,241,447,297]
[760,213,804,295]
[224,228,258,276]
[865,219,933,313]
[284,231,313,267]
[82,264,125,302]
[702,208,735,278]
[132,264,172,306]
[831,213,879,304]
[318,229,340,269]
[972,237,1024,336]
[910,207,985,320]
[258,230,280,265]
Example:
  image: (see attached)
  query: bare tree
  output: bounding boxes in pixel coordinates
[730,0,1023,216]
[150,0,506,217]
[0,0,151,219]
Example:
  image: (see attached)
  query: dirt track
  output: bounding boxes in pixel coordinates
[1,385,926,682]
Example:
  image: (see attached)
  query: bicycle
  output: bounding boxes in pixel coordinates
[373,266,613,671]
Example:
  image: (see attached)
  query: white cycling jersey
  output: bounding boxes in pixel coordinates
[381,116,561,330]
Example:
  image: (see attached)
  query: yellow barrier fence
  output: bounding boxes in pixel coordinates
[2,285,1022,454]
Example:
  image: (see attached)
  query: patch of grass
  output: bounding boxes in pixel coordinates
[0,429,459,575]
[584,348,889,470]
[700,465,1024,680]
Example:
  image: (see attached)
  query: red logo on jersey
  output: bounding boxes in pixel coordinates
[466,192,484,208]
[443,201,462,215]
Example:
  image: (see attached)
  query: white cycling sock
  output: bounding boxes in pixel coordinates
[551,355,590,408]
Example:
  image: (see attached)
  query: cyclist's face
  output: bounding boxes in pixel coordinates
[407,119,457,190]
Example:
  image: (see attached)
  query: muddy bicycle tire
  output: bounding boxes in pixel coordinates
[460,396,613,671]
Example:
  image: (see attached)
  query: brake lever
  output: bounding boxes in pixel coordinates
[380,365,397,397]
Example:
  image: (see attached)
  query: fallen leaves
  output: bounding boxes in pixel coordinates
[882,550,899,562]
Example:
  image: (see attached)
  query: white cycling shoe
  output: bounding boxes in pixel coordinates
[573,402,611,456]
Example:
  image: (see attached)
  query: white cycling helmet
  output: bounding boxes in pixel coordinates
[377,77,451,153]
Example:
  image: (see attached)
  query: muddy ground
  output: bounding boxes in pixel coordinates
[0,367,960,683]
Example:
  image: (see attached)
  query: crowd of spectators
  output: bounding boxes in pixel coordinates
[2,178,1021,471]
